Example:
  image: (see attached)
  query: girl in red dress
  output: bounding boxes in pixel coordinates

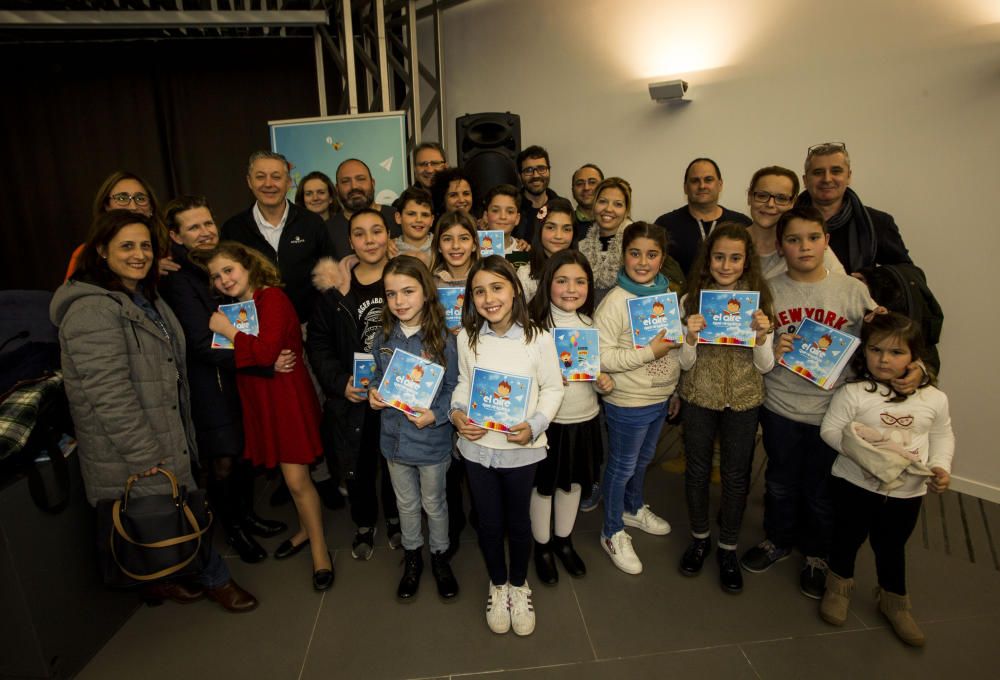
[203,242,333,591]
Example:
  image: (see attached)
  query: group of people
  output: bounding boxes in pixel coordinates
[50,139,953,646]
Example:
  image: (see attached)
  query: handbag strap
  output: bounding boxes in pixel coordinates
[111,498,212,549]
[122,467,180,511]
[109,502,214,582]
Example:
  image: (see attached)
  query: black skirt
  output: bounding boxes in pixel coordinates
[534,415,603,496]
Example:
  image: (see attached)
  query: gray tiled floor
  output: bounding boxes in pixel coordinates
[79,443,1000,680]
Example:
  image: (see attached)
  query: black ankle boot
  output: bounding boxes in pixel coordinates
[226,525,267,564]
[534,540,559,585]
[679,537,712,576]
[552,535,586,577]
[430,551,459,599]
[243,513,287,538]
[397,549,423,600]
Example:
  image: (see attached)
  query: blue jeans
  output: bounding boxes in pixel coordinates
[194,547,231,590]
[759,407,839,558]
[386,458,450,554]
[601,400,669,538]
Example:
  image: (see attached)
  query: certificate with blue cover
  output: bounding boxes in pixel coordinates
[377,349,446,415]
[212,300,259,349]
[467,367,531,433]
[553,328,600,381]
[626,292,683,348]
[778,317,860,390]
[478,230,506,258]
[698,290,760,347]
[438,287,465,330]
[352,352,377,389]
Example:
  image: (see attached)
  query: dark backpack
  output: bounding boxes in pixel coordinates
[860,263,944,375]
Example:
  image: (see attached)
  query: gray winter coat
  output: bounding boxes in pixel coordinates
[50,280,198,506]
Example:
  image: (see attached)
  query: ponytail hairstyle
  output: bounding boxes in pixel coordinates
[849,311,932,403]
[462,255,538,352]
[190,240,282,294]
[380,255,447,365]
[529,249,595,330]
[682,222,774,322]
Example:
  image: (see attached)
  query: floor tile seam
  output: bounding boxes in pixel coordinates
[736,643,763,680]
[296,561,332,680]
[569,579,599,661]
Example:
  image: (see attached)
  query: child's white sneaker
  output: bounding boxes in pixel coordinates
[622,504,671,535]
[602,530,643,574]
[508,582,536,636]
[486,582,510,634]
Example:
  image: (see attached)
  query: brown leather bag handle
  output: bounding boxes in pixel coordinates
[122,467,180,512]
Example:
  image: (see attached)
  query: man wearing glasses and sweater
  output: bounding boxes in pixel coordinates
[514,145,562,242]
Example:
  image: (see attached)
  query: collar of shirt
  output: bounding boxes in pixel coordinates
[480,321,524,339]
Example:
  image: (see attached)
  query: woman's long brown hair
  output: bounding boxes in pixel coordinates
[380,255,448,365]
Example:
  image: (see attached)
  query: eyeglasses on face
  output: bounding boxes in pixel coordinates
[109,192,150,207]
[521,165,550,177]
[751,191,793,206]
[416,160,445,169]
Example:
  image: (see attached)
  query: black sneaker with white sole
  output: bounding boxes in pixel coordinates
[352,527,376,560]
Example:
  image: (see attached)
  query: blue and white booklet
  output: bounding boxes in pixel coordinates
[778,317,860,390]
[467,367,531,433]
[626,292,683,348]
[377,349,446,416]
[478,230,506,258]
[553,328,600,381]
[698,290,760,347]
[352,352,378,389]
[438,286,465,330]
[211,300,259,349]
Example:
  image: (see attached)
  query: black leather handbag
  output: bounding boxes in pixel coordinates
[96,468,213,587]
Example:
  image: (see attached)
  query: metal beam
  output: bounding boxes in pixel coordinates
[406,0,421,144]
[0,10,328,28]
[314,28,328,117]
[374,0,391,112]
[342,0,359,114]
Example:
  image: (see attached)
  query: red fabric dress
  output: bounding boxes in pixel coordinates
[233,286,322,468]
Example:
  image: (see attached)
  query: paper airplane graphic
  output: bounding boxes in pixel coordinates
[379,157,393,172]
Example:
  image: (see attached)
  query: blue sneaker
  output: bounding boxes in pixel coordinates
[579,482,601,512]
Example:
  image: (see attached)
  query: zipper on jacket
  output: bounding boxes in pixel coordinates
[130,321,141,350]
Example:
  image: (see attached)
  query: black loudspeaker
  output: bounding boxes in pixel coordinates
[456,112,521,211]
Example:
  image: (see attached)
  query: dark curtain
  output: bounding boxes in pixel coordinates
[0,37,341,291]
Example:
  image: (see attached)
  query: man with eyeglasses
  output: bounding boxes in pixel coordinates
[514,145,562,242]
[654,157,751,278]
[221,151,335,323]
[412,142,448,191]
[571,163,604,243]
[327,158,400,260]
[796,143,911,275]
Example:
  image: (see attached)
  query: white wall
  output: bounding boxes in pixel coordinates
[435,0,1000,499]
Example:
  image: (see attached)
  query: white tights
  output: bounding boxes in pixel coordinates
[529,484,582,543]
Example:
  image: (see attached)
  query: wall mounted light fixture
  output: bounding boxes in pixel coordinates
[648,79,689,102]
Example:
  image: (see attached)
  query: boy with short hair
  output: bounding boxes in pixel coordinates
[393,187,435,268]
[482,184,530,269]
[740,205,877,599]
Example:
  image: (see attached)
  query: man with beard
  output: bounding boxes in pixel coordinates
[571,163,603,243]
[795,142,911,274]
[514,145,562,242]
[327,158,400,259]
[654,158,751,278]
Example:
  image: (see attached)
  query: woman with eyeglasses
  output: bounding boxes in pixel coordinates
[64,171,167,280]
[746,166,844,279]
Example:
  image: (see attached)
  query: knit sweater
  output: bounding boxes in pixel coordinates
[548,305,604,424]
[764,271,875,424]
[821,382,954,498]
[595,285,680,408]
[451,326,564,451]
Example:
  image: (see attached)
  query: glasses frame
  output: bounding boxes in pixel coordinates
[520,164,550,177]
[806,142,847,157]
[109,191,151,207]
[750,191,794,207]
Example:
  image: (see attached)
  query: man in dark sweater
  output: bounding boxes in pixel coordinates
[654,157,751,279]
[514,145,561,242]
[571,163,603,243]
[326,158,400,259]
[221,150,334,323]
[795,142,911,274]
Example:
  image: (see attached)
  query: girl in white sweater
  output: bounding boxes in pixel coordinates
[527,250,614,584]
[819,312,953,647]
[450,256,564,637]
[594,222,682,575]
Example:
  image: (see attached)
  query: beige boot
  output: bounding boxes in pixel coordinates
[819,571,854,626]
[876,588,925,647]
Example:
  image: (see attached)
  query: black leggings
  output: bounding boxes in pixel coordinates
[828,476,922,595]
[464,459,537,587]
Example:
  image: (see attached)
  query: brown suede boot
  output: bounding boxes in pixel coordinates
[819,571,854,626]
[876,587,925,646]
